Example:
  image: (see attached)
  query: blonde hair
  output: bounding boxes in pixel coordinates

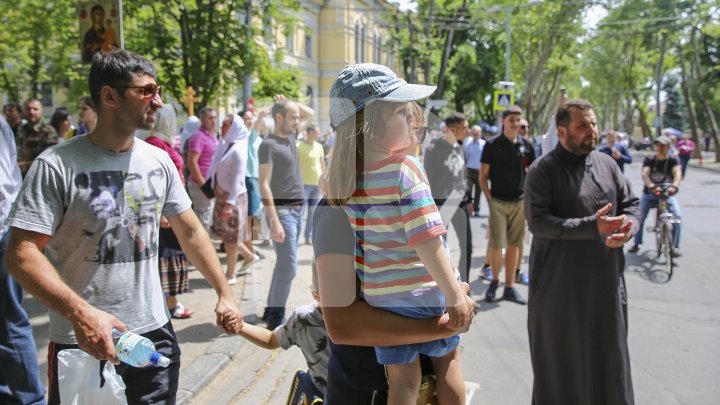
[326,100,409,206]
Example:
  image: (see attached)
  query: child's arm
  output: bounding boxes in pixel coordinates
[237,321,281,350]
[415,237,471,329]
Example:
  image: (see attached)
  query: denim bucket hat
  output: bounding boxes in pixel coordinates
[329,63,436,128]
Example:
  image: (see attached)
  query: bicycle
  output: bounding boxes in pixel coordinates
[651,183,681,279]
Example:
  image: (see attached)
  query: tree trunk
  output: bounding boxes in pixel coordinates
[623,98,635,136]
[694,91,720,162]
[677,44,702,158]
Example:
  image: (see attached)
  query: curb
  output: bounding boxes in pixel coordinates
[177,261,263,404]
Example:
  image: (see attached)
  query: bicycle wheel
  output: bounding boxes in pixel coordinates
[662,223,674,278]
[655,221,663,260]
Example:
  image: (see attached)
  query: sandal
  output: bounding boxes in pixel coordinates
[171,303,193,319]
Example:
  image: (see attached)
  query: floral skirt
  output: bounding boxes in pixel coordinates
[212,187,248,245]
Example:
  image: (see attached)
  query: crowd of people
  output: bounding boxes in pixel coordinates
[0,49,697,405]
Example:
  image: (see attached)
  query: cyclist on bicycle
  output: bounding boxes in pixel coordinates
[628,135,683,256]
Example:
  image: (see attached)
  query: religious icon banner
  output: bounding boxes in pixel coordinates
[79,1,121,64]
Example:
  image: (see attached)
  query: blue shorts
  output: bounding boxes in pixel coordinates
[373,291,460,365]
[245,177,261,217]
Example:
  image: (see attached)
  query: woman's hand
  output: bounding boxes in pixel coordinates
[221,203,234,220]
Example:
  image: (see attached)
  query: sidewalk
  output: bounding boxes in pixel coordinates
[688,150,720,173]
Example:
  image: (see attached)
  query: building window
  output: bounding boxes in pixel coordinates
[377,35,383,64]
[40,83,53,107]
[287,26,295,54]
[355,24,360,63]
[305,33,312,59]
[306,86,314,107]
[263,14,272,43]
[361,27,366,63]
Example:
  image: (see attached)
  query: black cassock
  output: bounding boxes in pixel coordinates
[525,144,640,405]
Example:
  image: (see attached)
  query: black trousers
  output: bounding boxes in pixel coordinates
[48,322,180,405]
[435,199,473,283]
[466,168,482,214]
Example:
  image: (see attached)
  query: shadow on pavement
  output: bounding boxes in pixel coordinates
[626,251,674,284]
[174,322,224,344]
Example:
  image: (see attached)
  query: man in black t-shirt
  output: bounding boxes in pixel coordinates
[629,135,683,256]
[424,112,473,282]
[479,106,536,304]
[258,98,312,329]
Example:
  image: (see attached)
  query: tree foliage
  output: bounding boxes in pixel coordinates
[124,0,302,112]
[0,0,81,103]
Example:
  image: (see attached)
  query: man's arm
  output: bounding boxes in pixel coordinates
[479,163,492,202]
[641,166,654,189]
[672,164,682,187]
[316,253,475,346]
[524,164,624,240]
[620,145,633,164]
[259,162,285,243]
[7,228,127,361]
[167,210,242,333]
[187,151,204,185]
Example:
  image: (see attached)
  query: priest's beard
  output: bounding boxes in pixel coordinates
[565,136,596,156]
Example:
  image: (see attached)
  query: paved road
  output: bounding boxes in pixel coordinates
[27,157,719,404]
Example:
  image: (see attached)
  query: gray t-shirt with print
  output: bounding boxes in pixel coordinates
[8,136,192,344]
[274,301,329,394]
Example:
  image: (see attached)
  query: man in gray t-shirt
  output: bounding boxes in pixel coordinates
[6,50,243,404]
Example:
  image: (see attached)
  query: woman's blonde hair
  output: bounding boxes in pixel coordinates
[326,100,409,206]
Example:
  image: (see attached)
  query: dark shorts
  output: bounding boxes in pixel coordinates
[246,177,261,217]
[47,322,180,405]
[325,374,388,405]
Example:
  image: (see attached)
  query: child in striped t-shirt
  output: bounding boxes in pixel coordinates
[326,64,471,404]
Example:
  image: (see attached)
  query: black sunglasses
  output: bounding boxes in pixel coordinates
[520,125,528,130]
[413,126,429,143]
[111,83,162,99]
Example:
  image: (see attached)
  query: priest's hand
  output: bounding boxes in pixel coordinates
[605,221,633,248]
[595,203,626,234]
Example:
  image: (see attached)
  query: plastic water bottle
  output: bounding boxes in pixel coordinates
[112,329,171,368]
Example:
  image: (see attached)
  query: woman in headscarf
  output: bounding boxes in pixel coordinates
[145,104,193,319]
[180,116,201,152]
[180,116,201,181]
[209,114,255,285]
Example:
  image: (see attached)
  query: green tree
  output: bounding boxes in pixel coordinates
[662,74,686,130]
[123,0,301,112]
[0,0,80,103]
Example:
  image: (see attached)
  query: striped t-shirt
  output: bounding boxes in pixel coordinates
[344,154,450,304]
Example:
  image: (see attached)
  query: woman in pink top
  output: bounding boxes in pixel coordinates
[145,104,193,319]
[676,133,696,178]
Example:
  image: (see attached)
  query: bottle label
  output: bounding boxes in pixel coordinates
[115,332,144,359]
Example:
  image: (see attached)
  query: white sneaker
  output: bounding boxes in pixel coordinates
[237,254,260,275]
[227,276,237,286]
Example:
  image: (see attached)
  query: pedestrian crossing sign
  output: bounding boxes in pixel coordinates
[493,90,515,111]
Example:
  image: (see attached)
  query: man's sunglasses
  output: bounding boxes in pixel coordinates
[520,125,528,130]
[111,83,162,99]
[413,126,429,143]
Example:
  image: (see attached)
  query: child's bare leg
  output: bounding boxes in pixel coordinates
[386,359,422,405]
[430,348,465,405]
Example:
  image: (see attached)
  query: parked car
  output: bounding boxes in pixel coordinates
[634,136,653,151]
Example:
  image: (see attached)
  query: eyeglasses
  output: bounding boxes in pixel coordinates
[412,126,428,143]
[111,83,162,99]
[520,125,528,130]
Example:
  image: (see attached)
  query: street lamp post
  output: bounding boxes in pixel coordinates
[488,0,543,83]
[505,7,511,81]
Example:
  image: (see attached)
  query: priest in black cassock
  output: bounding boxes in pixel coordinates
[524,99,639,405]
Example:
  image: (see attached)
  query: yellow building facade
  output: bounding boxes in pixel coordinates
[264,0,399,130]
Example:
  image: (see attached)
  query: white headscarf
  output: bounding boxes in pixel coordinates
[147,104,178,145]
[180,115,201,148]
[206,114,249,184]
